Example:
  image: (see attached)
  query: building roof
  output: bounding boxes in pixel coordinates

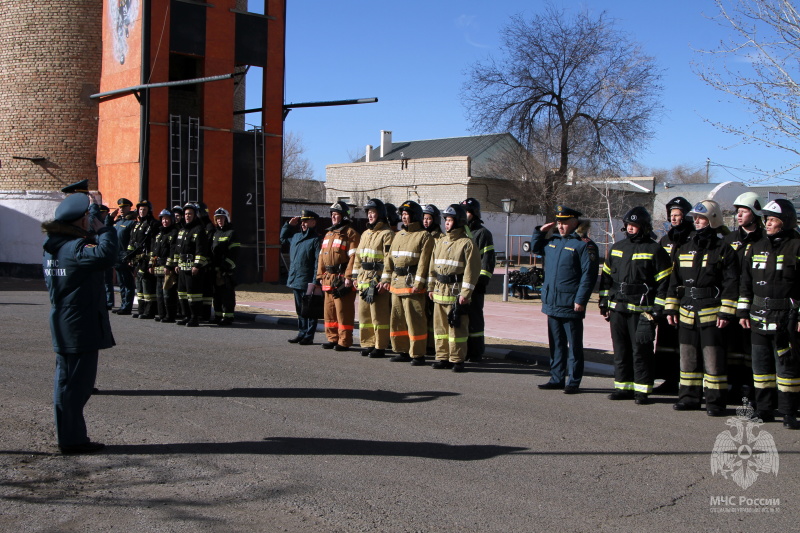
[359,133,521,164]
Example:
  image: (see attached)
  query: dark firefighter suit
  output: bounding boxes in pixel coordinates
[600,234,673,395]
[723,225,764,397]
[665,228,739,410]
[738,231,800,419]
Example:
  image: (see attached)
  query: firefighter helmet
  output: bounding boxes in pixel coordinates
[762,199,797,229]
[399,200,423,223]
[689,200,723,229]
[442,203,468,228]
[362,198,387,220]
[733,191,765,217]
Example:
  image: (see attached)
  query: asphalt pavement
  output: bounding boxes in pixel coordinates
[2,284,799,531]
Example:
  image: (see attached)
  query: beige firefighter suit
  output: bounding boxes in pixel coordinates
[353,221,394,350]
[383,221,434,359]
[427,226,481,363]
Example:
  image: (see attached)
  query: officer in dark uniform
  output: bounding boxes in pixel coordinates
[738,199,800,430]
[43,193,118,454]
[532,205,599,393]
[461,198,496,362]
[111,198,137,314]
[280,210,322,345]
[210,208,240,326]
[599,206,673,404]
[654,196,694,394]
[128,200,159,319]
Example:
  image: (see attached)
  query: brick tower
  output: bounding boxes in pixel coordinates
[0,0,102,276]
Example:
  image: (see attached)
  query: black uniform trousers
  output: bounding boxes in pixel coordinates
[610,311,654,394]
[654,316,680,385]
[677,325,728,409]
[466,282,486,359]
[751,330,800,416]
[134,267,157,317]
[213,275,236,319]
[726,321,755,400]
[155,274,178,321]
[178,269,204,319]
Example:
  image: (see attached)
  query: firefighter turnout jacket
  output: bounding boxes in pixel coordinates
[738,229,800,337]
[383,221,434,295]
[600,234,673,314]
[353,221,393,291]
[665,229,739,327]
[317,222,360,290]
[428,226,481,305]
[174,218,209,270]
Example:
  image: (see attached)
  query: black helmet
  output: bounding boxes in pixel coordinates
[461,197,481,220]
[622,206,652,229]
[183,202,198,214]
[330,201,350,218]
[399,200,423,223]
[665,196,692,217]
[171,205,183,217]
[422,204,440,219]
[442,203,468,228]
[384,203,400,226]
[363,198,387,220]
[136,199,153,212]
[761,199,797,229]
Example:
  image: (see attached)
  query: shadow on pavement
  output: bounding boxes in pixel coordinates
[103,437,527,460]
[95,387,459,403]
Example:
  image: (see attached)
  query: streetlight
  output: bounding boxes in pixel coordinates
[501,198,516,302]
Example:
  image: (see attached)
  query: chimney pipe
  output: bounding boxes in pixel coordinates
[380,130,392,158]
[365,144,372,162]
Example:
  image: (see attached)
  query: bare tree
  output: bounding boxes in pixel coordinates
[282,131,315,181]
[694,0,800,177]
[462,5,663,217]
[633,163,710,186]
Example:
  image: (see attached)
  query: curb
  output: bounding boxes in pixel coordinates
[236,309,615,377]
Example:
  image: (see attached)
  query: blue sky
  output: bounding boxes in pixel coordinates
[245,1,800,186]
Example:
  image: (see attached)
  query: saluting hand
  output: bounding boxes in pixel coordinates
[540,222,556,233]
[289,216,300,226]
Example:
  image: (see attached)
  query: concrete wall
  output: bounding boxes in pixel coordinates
[326,157,476,207]
[0,190,64,276]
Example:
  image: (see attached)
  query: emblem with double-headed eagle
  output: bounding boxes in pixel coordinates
[711,398,779,489]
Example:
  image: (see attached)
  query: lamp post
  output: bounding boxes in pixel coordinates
[501,198,516,302]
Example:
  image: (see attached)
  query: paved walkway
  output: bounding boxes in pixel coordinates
[237,297,613,352]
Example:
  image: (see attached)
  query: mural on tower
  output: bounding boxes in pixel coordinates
[109,0,139,64]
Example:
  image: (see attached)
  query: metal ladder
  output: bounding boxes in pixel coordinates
[187,117,200,204]
[253,126,266,271]
[169,114,183,207]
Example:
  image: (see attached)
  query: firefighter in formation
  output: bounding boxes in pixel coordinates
[102,200,239,327]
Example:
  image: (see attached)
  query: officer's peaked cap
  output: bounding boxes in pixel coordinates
[55,193,90,222]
